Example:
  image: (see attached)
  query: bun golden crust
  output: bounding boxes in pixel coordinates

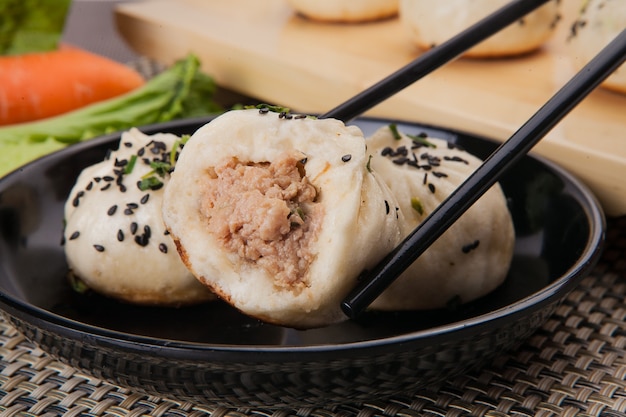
[287,0,398,23]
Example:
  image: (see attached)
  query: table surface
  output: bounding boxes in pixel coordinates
[1,2,625,416]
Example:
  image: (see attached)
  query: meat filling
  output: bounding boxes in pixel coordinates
[200,152,322,290]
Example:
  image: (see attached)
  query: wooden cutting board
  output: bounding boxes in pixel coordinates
[115,0,626,216]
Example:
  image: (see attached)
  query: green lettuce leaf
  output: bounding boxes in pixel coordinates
[0,0,72,55]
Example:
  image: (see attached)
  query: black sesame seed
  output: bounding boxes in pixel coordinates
[259,107,269,114]
[124,208,134,215]
[86,181,94,191]
[117,230,124,242]
[93,177,102,183]
[103,176,114,182]
[101,183,112,191]
[69,231,80,240]
[140,194,150,204]
[462,240,480,254]
[94,244,105,252]
[144,225,151,238]
[130,222,138,234]
[124,142,133,148]
[159,243,168,254]
[119,184,127,193]
[300,157,308,165]
[127,203,139,209]
[294,114,307,119]
[107,205,118,216]
[164,230,170,235]
[135,234,149,247]
[444,155,469,164]
[137,148,145,156]
[114,158,128,167]
[341,154,352,162]
[393,157,409,165]
[381,147,393,156]
[384,200,390,215]
[423,173,428,185]
[428,183,436,194]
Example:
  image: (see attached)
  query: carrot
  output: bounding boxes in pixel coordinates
[0,44,145,126]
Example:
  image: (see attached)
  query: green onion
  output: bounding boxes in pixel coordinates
[124,154,137,174]
[138,176,163,191]
[407,133,436,148]
[411,197,424,215]
[388,123,402,140]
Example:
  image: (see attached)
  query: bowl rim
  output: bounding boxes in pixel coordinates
[0,116,606,361]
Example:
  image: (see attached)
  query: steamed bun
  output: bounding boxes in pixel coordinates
[399,0,561,57]
[367,125,515,310]
[162,109,403,328]
[64,129,215,306]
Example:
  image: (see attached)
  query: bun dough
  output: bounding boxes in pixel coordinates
[367,126,515,310]
[162,109,403,328]
[287,0,398,23]
[568,0,626,94]
[399,0,561,57]
[64,129,215,306]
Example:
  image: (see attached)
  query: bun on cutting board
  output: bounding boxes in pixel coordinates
[399,0,561,57]
[287,0,398,23]
[568,0,626,94]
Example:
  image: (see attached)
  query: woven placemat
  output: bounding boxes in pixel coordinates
[1,216,625,417]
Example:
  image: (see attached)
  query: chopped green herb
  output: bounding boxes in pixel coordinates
[407,133,436,148]
[124,154,137,174]
[149,160,172,177]
[138,176,164,191]
[68,272,90,294]
[411,197,424,215]
[388,123,402,140]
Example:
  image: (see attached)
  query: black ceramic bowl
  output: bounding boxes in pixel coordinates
[0,116,604,408]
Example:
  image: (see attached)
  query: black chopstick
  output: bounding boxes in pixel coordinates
[341,29,626,319]
[321,0,551,122]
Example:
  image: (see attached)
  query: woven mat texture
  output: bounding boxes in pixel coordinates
[0,216,624,417]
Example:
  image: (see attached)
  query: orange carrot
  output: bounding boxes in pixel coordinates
[0,44,145,126]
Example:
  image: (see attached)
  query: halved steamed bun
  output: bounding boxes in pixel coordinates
[368,125,515,310]
[162,109,403,328]
[399,0,561,57]
[64,129,215,306]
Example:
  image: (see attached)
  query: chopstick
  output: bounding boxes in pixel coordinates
[321,0,552,121]
[341,28,626,319]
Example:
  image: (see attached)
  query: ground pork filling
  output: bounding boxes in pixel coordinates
[200,152,322,291]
